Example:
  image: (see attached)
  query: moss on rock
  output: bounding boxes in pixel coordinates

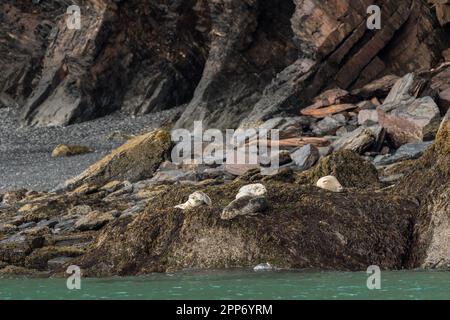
[396,111,450,269]
[51,144,94,157]
[65,129,173,190]
[24,246,85,270]
[296,150,380,189]
[75,179,417,276]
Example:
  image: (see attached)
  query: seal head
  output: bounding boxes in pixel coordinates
[316,176,344,193]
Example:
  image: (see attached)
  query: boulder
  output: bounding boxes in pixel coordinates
[379,96,441,147]
[51,144,94,157]
[290,144,320,171]
[311,117,343,136]
[378,74,441,147]
[332,127,376,154]
[374,142,433,166]
[65,129,172,189]
[221,196,269,220]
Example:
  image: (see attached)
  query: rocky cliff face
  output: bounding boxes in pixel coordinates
[1,0,449,127]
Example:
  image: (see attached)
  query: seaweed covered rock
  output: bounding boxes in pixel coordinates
[24,246,85,271]
[74,180,417,276]
[296,150,380,189]
[74,211,115,231]
[65,129,172,190]
[397,110,450,269]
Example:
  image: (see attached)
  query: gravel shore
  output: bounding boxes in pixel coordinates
[0,107,183,192]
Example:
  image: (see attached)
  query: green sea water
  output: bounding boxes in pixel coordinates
[0,270,448,300]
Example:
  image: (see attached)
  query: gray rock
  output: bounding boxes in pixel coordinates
[260,150,293,168]
[0,234,26,245]
[290,144,320,171]
[53,219,76,234]
[110,210,122,218]
[332,113,347,124]
[47,256,74,270]
[336,125,357,137]
[332,127,376,154]
[374,141,433,166]
[356,100,377,110]
[150,169,197,183]
[18,222,36,230]
[36,218,59,229]
[0,93,19,109]
[199,166,230,180]
[312,117,343,136]
[317,146,333,158]
[358,109,379,125]
[221,196,268,220]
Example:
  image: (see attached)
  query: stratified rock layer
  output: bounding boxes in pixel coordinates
[1,0,449,127]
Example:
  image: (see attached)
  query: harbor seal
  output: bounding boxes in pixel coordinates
[174,191,212,210]
[236,183,267,199]
[316,176,344,193]
[221,195,268,220]
[253,262,274,272]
